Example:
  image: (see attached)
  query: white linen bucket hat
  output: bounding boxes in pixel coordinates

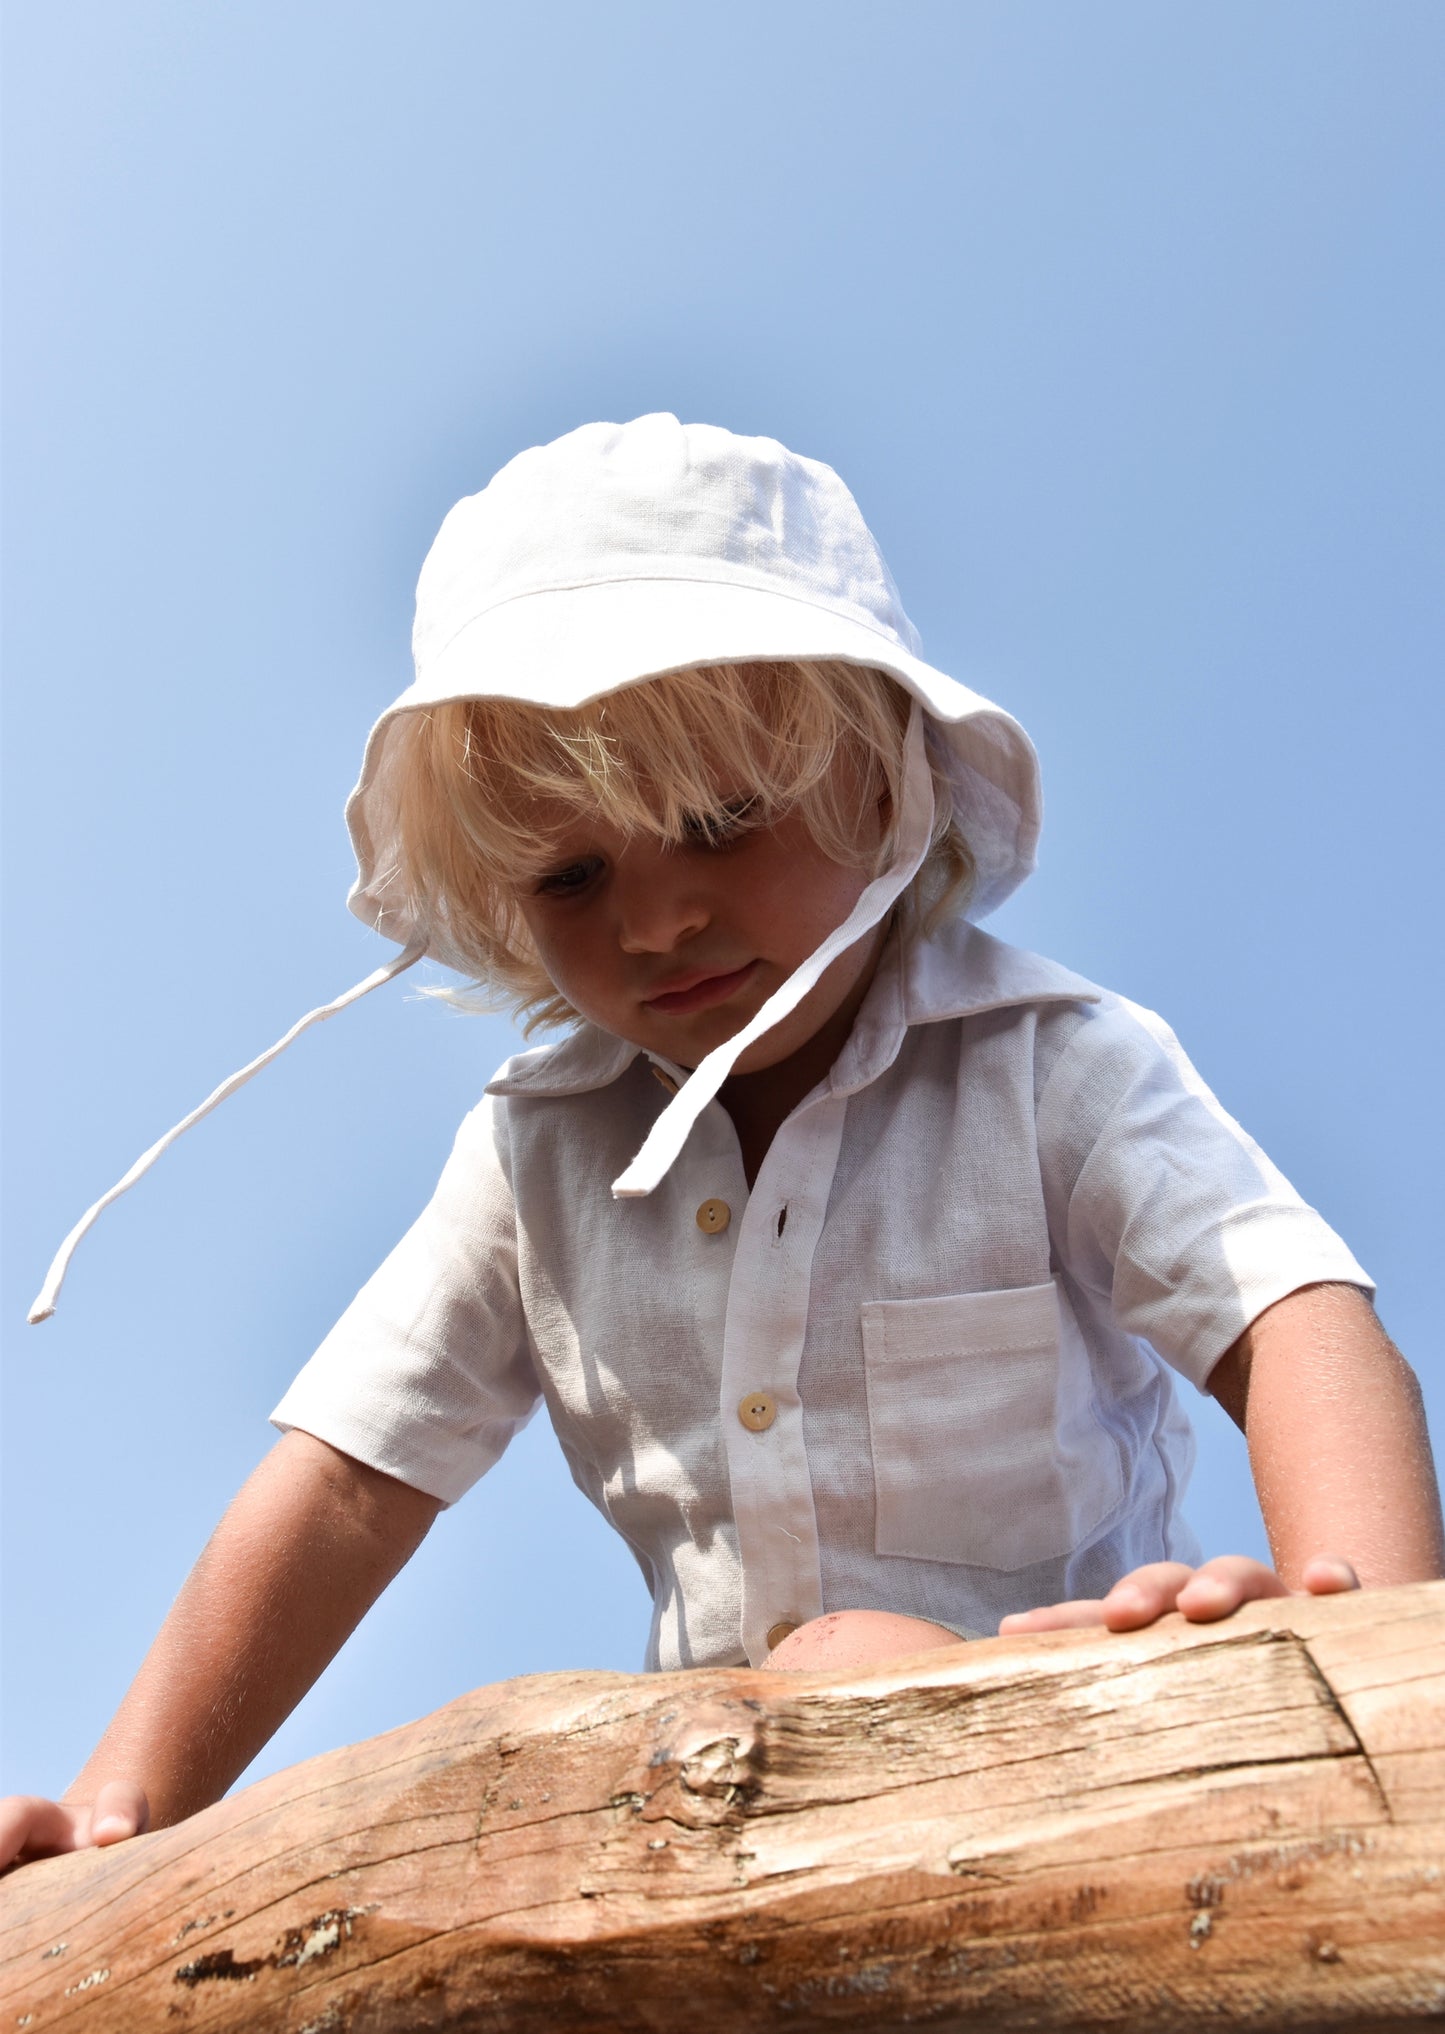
[31,413,1041,1321]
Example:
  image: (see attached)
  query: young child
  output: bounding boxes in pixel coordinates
[5,413,1441,1869]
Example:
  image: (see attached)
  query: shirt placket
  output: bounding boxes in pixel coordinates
[717,1089,849,1665]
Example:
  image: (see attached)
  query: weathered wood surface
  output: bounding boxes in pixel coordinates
[3,1583,1443,2033]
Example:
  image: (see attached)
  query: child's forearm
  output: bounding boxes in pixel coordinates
[63,1430,441,1830]
[1208,1282,1445,1589]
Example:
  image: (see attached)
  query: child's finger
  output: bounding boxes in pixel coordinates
[1300,1554,1360,1595]
[0,1796,82,1870]
[1100,1562,1199,1629]
[998,1599,1110,1634]
[89,1779,149,1846]
[1174,1555,1289,1621]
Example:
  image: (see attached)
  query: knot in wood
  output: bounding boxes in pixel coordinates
[680,1736,756,1808]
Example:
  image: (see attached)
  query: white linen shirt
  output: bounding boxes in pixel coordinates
[271,919,1370,1670]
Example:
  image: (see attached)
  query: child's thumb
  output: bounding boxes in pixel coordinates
[90,1779,150,1845]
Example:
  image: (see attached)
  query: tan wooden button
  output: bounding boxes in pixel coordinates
[737,1389,777,1432]
[651,1065,679,1095]
[696,1197,731,1234]
[766,1621,799,1651]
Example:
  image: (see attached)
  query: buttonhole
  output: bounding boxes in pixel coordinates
[775,1205,788,1239]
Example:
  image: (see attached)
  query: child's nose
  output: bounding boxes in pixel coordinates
[613,857,710,953]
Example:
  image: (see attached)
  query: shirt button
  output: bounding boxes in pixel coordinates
[737,1390,777,1432]
[766,1620,799,1651]
[696,1197,731,1234]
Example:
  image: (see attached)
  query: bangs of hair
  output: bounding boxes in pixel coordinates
[390,659,973,1030]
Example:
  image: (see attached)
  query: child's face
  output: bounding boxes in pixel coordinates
[515,778,886,1075]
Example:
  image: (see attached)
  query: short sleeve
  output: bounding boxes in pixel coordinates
[271,1094,541,1503]
[1035,995,1373,1391]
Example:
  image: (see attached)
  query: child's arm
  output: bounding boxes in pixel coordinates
[1002,1281,1445,1635]
[1206,1281,1443,1588]
[0,1429,441,1870]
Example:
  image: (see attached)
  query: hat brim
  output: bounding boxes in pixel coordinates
[346,575,1040,963]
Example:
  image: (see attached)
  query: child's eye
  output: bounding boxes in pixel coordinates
[680,797,760,849]
[534,857,604,898]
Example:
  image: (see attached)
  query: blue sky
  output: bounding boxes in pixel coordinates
[3,1,1442,1799]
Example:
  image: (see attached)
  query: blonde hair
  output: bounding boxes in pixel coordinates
[391,658,973,1031]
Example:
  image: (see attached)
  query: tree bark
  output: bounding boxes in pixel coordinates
[3,1582,1442,2032]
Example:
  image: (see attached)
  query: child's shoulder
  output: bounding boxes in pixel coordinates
[911,916,1205,1103]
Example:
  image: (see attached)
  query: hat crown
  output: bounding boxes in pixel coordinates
[414,413,922,676]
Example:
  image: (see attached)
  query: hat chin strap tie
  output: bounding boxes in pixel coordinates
[611,704,934,1200]
[30,710,932,1314]
[28,938,428,1324]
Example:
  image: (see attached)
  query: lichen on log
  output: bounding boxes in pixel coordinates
[2,1582,1443,2031]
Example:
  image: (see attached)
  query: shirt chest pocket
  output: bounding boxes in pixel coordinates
[861,1280,1123,1572]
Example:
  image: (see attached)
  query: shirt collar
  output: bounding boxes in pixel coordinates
[485,915,1099,1103]
[827,913,1100,1097]
[486,1023,644,1098]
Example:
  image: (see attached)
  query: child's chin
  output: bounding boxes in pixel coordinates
[719,1028,797,1077]
[647,1013,763,1070]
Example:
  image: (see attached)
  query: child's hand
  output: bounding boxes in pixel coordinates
[998,1553,1359,1637]
[0,1433,439,1878]
[0,1781,149,1872]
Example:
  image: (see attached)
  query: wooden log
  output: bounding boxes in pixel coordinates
[3,1582,1443,2032]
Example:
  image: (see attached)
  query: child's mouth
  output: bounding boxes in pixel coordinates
[644,961,760,1015]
